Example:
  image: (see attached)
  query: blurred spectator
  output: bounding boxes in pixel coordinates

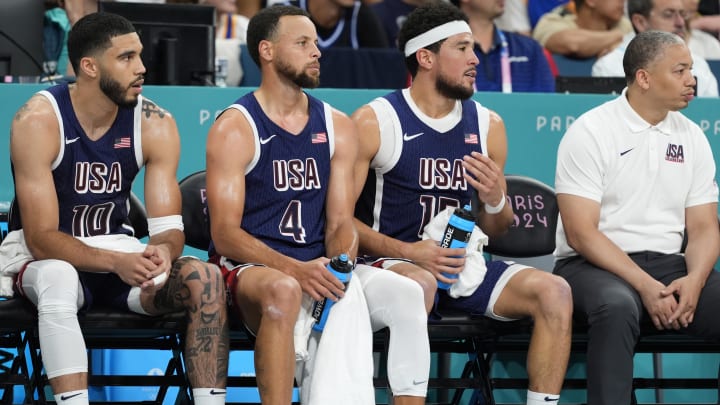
[285,0,388,48]
[199,0,249,41]
[533,0,632,58]
[236,0,263,17]
[528,0,569,29]
[44,0,72,77]
[453,0,555,92]
[495,0,532,35]
[372,0,438,48]
[685,0,720,57]
[61,0,97,25]
[593,0,718,97]
[196,0,249,86]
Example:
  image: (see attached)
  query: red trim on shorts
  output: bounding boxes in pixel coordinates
[209,254,244,320]
[13,260,34,298]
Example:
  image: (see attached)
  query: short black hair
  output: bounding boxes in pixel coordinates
[67,12,137,74]
[246,5,311,67]
[397,2,468,77]
[623,30,685,83]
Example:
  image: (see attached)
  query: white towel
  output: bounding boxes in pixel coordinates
[294,274,375,405]
[0,230,148,297]
[0,230,33,297]
[421,207,489,298]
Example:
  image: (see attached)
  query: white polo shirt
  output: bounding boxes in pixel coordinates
[554,89,718,258]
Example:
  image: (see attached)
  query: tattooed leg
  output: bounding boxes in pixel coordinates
[151,257,229,389]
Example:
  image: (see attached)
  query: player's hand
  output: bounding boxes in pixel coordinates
[113,251,162,288]
[407,239,465,285]
[661,275,704,328]
[462,151,504,207]
[291,258,346,302]
[639,279,679,330]
[140,244,172,290]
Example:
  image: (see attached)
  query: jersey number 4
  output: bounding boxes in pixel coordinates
[279,200,306,243]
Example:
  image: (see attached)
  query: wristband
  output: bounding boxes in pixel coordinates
[484,192,506,214]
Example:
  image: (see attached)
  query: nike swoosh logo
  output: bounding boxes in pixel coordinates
[65,137,80,144]
[259,135,277,145]
[544,396,560,402]
[620,148,634,156]
[403,132,424,141]
[60,393,83,400]
[209,389,226,395]
[412,379,427,385]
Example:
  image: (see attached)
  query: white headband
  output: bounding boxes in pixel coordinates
[404,20,472,57]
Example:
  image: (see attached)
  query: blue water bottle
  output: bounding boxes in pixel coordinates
[311,253,353,332]
[437,205,475,290]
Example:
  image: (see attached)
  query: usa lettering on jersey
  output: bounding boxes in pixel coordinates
[273,158,321,191]
[74,162,123,193]
[419,158,467,190]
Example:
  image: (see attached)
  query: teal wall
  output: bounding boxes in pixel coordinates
[2,84,720,403]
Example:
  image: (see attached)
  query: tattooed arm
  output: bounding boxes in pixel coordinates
[139,98,186,267]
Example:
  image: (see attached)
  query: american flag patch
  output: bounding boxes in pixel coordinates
[311,132,327,144]
[114,137,131,149]
[464,133,478,144]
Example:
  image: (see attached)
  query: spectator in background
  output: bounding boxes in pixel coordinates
[197,0,249,86]
[533,0,633,58]
[453,0,555,92]
[555,30,720,405]
[372,0,439,48]
[593,0,718,97]
[285,0,389,48]
[698,0,720,37]
[44,0,72,77]
[494,0,532,35]
[684,0,720,58]
[528,0,570,29]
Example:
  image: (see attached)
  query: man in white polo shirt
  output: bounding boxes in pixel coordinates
[555,30,720,405]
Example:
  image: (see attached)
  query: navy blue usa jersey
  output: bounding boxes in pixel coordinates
[355,89,490,242]
[36,84,142,237]
[218,92,334,261]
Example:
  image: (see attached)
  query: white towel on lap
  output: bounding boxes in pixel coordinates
[0,230,147,297]
[421,207,489,298]
[294,272,374,405]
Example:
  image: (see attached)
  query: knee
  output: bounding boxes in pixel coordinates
[174,257,226,308]
[383,277,428,325]
[407,269,437,304]
[534,274,573,325]
[589,292,641,333]
[34,260,79,303]
[258,276,302,323]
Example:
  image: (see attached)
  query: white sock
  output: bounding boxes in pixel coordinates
[54,389,88,405]
[527,389,560,405]
[193,388,226,405]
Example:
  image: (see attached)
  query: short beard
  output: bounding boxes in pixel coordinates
[99,74,138,109]
[436,73,473,100]
[276,58,320,89]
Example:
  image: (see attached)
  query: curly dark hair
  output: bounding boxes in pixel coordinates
[397,2,468,77]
